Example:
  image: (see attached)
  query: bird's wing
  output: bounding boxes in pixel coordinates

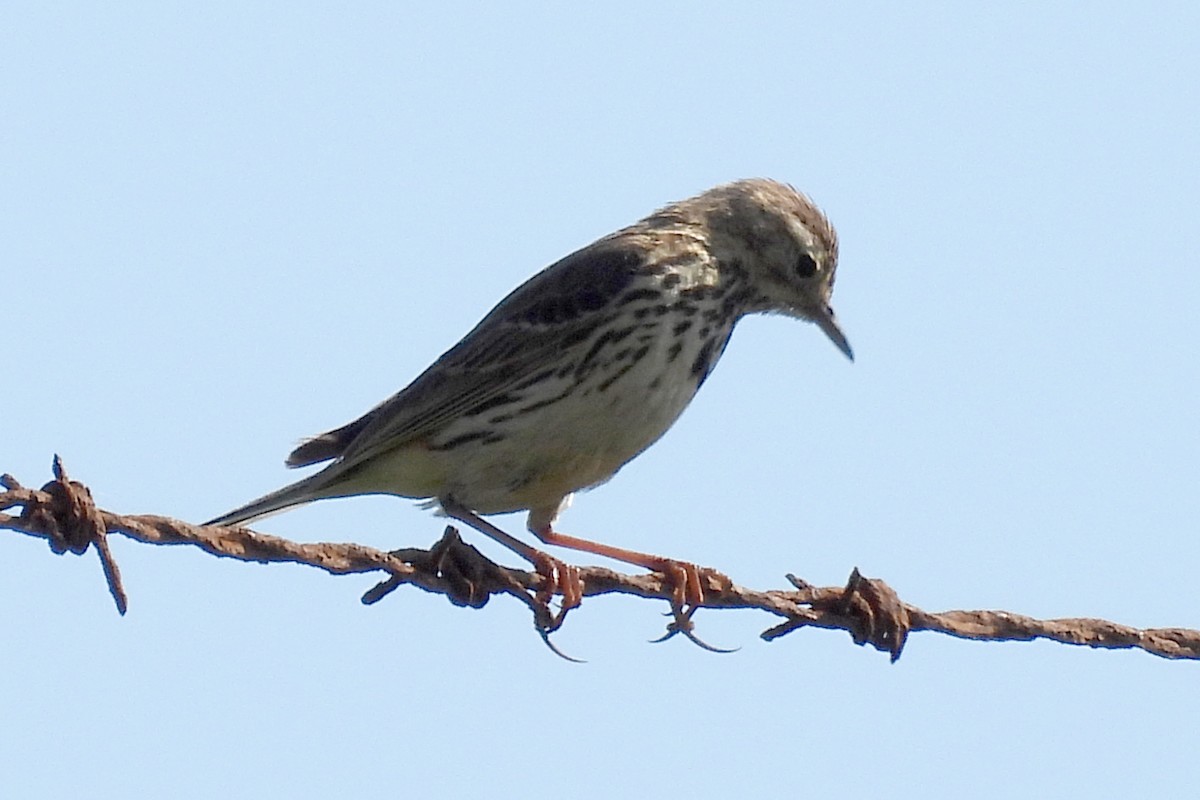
[295,235,649,473]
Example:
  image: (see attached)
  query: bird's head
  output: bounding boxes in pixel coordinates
[695,178,853,361]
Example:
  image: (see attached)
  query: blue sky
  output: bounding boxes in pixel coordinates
[4,3,1198,797]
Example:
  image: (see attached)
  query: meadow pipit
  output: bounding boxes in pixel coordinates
[207,179,851,621]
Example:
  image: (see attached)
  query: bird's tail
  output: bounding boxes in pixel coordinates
[204,471,332,528]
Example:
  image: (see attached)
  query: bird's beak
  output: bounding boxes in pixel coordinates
[814,305,854,361]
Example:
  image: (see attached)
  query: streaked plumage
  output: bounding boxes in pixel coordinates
[207,178,851,607]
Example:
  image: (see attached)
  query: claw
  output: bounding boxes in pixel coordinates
[649,604,738,653]
[525,572,586,662]
[537,628,587,663]
[676,626,740,654]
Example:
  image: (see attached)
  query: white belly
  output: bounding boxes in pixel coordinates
[431,322,731,515]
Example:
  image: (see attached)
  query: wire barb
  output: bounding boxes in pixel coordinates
[11,457,127,614]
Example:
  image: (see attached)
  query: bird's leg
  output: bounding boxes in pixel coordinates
[440,501,583,624]
[531,526,730,612]
[537,527,734,652]
[535,526,735,650]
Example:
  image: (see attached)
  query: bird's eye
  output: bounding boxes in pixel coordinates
[795,253,818,278]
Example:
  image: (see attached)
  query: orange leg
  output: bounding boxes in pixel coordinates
[532,525,729,610]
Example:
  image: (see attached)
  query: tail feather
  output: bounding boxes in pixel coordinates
[204,471,331,528]
[286,434,344,468]
[286,415,374,468]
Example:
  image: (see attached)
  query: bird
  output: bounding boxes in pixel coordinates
[206,178,852,621]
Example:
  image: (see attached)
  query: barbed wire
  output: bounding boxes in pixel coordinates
[3,458,1197,662]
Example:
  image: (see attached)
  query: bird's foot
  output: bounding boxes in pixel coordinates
[437,501,586,636]
[523,553,587,662]
[646,558,732,610]
[529,550,584,632]
[645,560,736,652]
